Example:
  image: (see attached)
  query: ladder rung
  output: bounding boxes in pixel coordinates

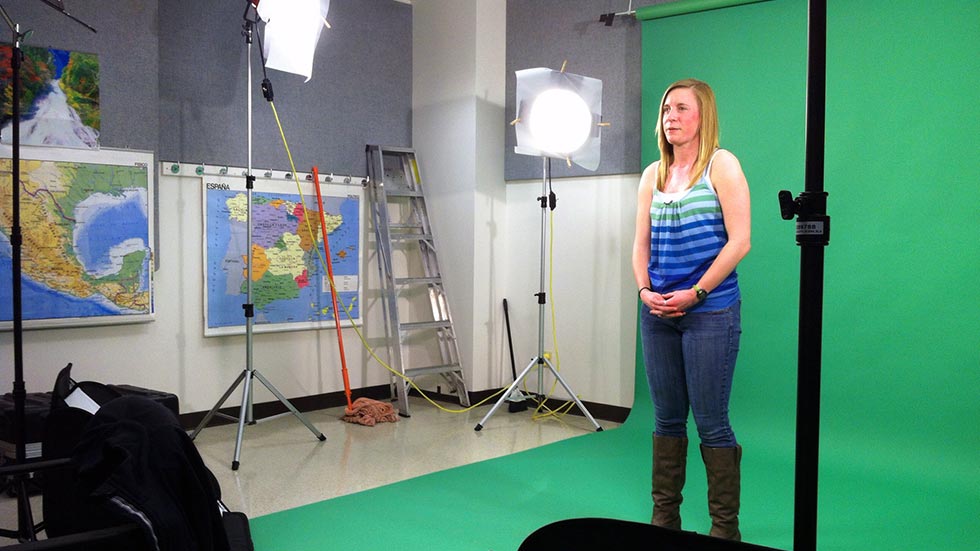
[400,320,453,331]
[405,364,462,377]
[368,145,470,417]
[376,145,415,154]
[394,276,442,286]
[384,189,424,197]
[390,233,431,241]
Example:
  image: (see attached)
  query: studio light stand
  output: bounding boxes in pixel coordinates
[779,1,829,550]
[0,4,94,542]
[0,8,37,541]
[190,2,324,471]
[476,65,605,432]
[475,156,601,433]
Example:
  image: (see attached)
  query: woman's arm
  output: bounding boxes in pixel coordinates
[632,164,655,291]
[632,162,672,316]
[699,149,751,293]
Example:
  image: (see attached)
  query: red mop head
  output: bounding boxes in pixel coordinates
[341,397,399,426]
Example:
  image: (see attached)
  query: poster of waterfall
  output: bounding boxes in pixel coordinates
[0,45,100,149]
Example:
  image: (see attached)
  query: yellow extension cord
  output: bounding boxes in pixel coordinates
[268,100,577,423]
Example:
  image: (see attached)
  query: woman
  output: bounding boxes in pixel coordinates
[631,78,751,541]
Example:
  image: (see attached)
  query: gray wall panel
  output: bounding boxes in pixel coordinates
[6,1,411,175]
[159,0,412,174]
[505,0,670,180]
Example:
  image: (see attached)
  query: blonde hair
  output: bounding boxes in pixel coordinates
[655,78,720,191]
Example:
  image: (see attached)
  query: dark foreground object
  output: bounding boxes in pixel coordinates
[519,518,782,551]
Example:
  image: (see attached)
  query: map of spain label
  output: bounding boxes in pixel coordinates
[204,176,361,335]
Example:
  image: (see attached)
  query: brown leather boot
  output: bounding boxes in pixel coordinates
[700,444,742,540]
[651,434,688,529]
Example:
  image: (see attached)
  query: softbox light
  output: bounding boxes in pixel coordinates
[513,67,603,171]
[477,65,606,432]
[255,0,330,82]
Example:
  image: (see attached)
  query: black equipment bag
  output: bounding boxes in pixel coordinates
[41,363,254,551]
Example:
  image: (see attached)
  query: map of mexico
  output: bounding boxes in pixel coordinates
[0,146,154,329]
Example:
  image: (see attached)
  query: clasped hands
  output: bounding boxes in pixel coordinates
[642,288,698,318]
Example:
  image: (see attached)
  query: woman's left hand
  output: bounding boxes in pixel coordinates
[659,288,700,318]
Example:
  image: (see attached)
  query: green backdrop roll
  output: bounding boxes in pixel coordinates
[246,2,977,550]
[639,0,980,549]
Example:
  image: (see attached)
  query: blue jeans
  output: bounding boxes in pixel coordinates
[640,301,741,447]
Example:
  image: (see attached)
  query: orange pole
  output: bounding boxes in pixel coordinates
[312,166,352,408]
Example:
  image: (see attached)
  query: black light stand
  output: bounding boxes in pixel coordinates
[475,158,602,432]
[190,2,325,471]
[0,8,34,542]
[0,4,95,542]
[778,1,829,551]
[38,1,96,34]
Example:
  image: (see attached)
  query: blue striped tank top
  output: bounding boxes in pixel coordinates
[648,150,739,312]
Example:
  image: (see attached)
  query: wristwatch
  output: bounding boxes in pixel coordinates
[692,284,708,302]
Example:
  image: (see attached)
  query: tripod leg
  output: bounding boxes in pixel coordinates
[475,357,539,431]
[252,370,326,441]
[16,477,37,542]
[542,357,603,432]
[231,369,254,471]
[190,370,247,440]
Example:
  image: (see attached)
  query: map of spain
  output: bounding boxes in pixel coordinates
[205,184,360,334]
[0,152,153,328]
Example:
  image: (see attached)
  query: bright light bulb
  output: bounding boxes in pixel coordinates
[527,88,592,155]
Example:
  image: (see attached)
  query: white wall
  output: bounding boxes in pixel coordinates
[412,0,510,393]
[503,173,639,407]
[1,0,639,415]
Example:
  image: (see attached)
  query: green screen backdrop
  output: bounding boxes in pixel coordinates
[638,0,979,549]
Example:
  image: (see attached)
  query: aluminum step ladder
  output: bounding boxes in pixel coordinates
[366,145,470,417]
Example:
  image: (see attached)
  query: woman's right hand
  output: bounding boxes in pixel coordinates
[641,288,685,318]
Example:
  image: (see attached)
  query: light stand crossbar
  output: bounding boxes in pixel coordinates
[190,5,324,471]
[475,158,602,432]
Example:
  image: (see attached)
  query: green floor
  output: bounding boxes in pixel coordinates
[250,360,978,550]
